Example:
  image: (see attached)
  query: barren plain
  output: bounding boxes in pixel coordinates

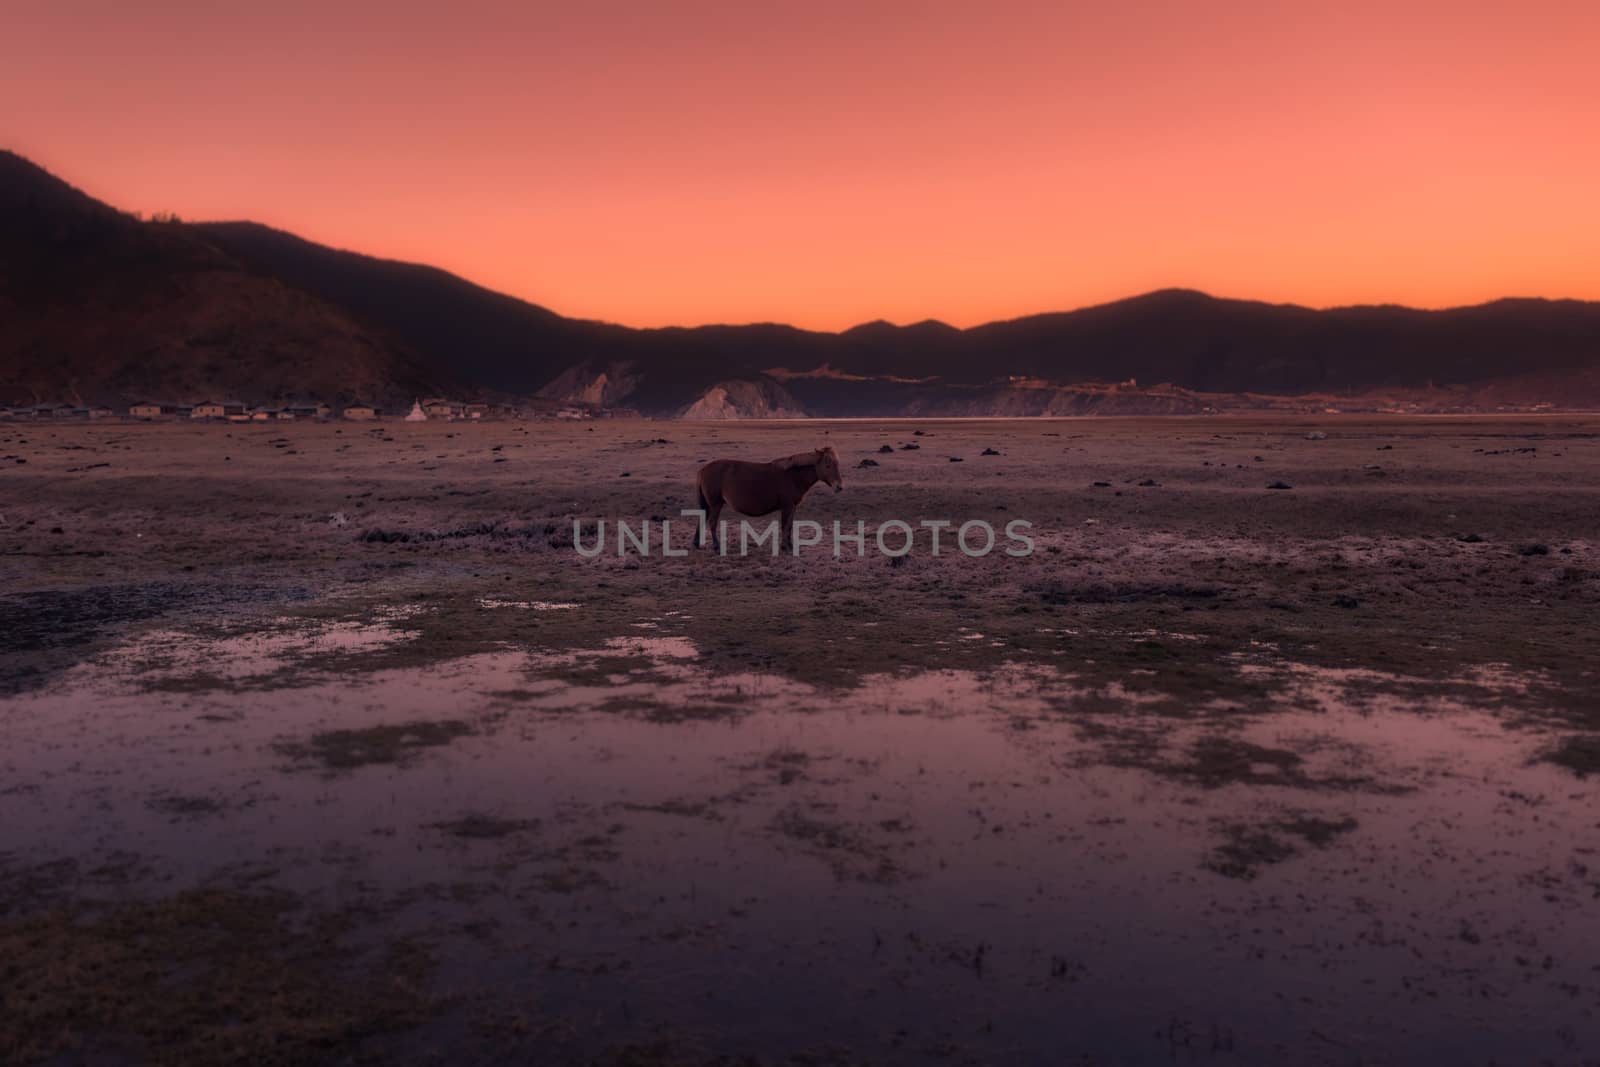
[2,416,1598,1065]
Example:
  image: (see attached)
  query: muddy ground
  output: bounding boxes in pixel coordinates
[1,416,1598,1065]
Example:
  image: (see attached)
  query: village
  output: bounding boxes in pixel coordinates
[0,397,631,422]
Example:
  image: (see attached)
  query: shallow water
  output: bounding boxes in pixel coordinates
[3,609,1598,1064]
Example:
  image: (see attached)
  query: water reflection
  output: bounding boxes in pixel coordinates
[2,615,1597,1064]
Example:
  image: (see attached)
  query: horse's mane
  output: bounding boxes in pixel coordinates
[771,446,834,470]
[771,450,820,470]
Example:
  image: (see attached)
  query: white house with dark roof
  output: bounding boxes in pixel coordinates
[422,399,465,419]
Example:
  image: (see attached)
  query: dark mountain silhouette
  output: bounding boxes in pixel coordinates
[5,149,1599,414]
[198,221,1600,413]
[194,221,634,393]
[0,151,455,407]
[961,289,1600,395]
[195,221,832,411]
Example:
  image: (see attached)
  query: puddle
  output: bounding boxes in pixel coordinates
[96,616,417,687]
[3,616,1598,1064]
[592,634,700,660]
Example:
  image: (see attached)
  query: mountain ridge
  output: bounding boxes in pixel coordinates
[5,150,1599,415]
[0,151,459,407]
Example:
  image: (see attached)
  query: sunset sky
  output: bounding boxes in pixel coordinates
[5,1,1598,330]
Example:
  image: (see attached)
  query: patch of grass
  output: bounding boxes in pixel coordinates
[1172,736,1305,788]
[538,866,609,894]
[428,813,539,839]
[274,719,472,770]
[489,687,543,701]
[756,748,812,786]
[1155,735,1388,791]
[1205,814,1359,880]
[620,798,721,820]
[136,664,312,695]
[146,793,227,818]
[0,888,438,1066]
[1542,734,1600,777]
[643,704,742,724]
[0,859,81,917]
[1275,814,1361,847]
[770,805,908,884]
[592,694,662,715]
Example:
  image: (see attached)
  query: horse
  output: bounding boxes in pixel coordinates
[694,446,843,551]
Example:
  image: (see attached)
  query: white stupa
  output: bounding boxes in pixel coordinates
[404,399,427,422]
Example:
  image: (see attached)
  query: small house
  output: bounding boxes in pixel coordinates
[284,403,331,420]
[87,405,115,419]
[249,408,278,421]
[129,402,166,419]
[423,400,465,420]
[342,404,380,421]
[191,401,243,420]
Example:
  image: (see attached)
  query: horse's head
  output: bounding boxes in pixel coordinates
[816,446,843,492]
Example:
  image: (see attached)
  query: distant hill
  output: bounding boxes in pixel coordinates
[0,151,455,407]
[194,221,637,395]
[195,222,838,412]
[5,150,1599,414]
[960,289,1600,396]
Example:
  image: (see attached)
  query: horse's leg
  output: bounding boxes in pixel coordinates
[695,485,711,548]
[706,498,724,552]
[779,503,795,554]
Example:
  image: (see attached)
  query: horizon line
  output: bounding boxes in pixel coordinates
[8,149,1597,334]
[194,218,1600,332]
[192,219,1599,333]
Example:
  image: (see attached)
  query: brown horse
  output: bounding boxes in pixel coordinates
[695,446,843,551]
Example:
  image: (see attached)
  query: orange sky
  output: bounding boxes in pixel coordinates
[5,1,1598,330]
